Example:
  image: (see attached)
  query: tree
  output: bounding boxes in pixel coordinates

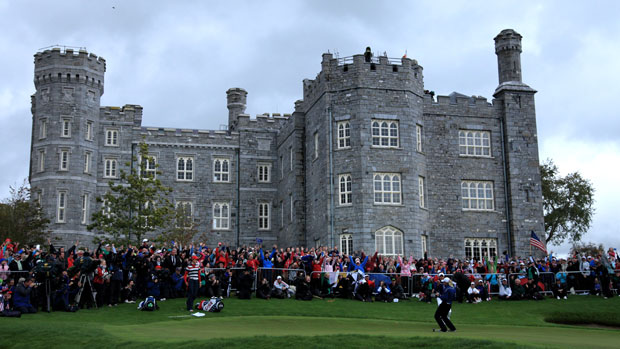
[541,159,595,245]
[570,242,603,258]
[0,181,50,244]
[88,142,174,244]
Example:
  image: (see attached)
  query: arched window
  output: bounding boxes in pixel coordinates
[340,234,353,255]
[375,226,403,256]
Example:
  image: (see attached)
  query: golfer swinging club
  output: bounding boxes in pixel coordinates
[433,277,456,332]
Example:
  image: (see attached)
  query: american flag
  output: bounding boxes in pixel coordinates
[530,231,547,254]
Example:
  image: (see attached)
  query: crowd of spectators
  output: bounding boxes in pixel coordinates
[1,237,619,316]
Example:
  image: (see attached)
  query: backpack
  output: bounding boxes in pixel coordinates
[138,296,158,311]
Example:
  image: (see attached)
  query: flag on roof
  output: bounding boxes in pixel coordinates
[530,231,547,254]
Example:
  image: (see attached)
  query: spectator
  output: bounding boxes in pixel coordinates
[552,279,567,300]
[256,278,271,300]
[14,277,37,314]
[273,276,294,298]
[375,280,393,302]
[467,282,481,303]
[295,275,312,301]
[498,278,512,300]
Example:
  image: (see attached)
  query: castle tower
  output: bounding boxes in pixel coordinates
[495,29,523,84]
[226,87,247,131]
[299,49,428,255]
[493,29,546,257]
[30,47,105,245]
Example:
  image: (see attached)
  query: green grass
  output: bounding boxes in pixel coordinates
[1,296,619,348]
[544,311,620,328]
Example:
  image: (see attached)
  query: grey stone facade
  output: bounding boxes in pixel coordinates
[29,29,545,258]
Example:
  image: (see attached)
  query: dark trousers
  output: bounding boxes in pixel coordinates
[434,302,456,332]
[186,279,199,311]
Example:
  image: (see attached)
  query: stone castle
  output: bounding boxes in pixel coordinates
[29,29,545,258]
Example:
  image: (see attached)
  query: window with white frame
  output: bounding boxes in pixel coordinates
[461,181,494,211]
[421,235,428,255]
[177,157,193,181]
[375,226,403,256]
[459,130,491,157]
[464,238,497,261]
[213,158,230,182]
[104,158,117,178]
[84,151,91,174]
[59,149,69,171]
[416,124,423,152]
[418,176,426,208]
[373,173,401,204]
[175,201,193,228]
[140,155,157,179]
[140,201,153,229]
[289,147,293,171]
[61,118,71,138]
[338,174,352,205]
[337,121,351,149]
[85,121,93,141]
[371,120,399,148]
[280,155,284,179]
[257,163,271,183]
[39,119,47,139]
[314,132,319,159]
[57,191,67,223]
[81,193,89,224]
[105,129,119,146]
[101,199,112,219]
[213,202,230,230]
[340,234,353,255]
[258,202,270,230]
[38,149,45,172]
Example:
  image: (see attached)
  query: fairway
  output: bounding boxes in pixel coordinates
[2,296,619,348]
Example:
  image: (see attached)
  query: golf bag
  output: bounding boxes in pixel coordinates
[195,297,224,312]
[138,296,159,311]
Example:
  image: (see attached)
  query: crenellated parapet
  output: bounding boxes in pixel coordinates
[424,92,494,118]
[34,47,105,94]
[300,50,424,110]
[100,105,143,127]
[236,112,290,131]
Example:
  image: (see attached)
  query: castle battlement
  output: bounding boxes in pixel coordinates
[100,104,143,127]
[237,112,290,130]
[301,50,424,108]
[34,47,106,93]
[423,92,494,117]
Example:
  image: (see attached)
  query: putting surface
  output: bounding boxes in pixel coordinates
[2,296,619,348]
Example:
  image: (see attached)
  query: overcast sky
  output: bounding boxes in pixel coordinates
[1,1,618,254]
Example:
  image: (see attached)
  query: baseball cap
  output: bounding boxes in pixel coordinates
[277,276,282,280]
[442,277,450,283]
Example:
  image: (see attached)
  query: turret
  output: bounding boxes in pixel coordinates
[30,46,105,245]
[494,29,522,84]
[226,88,247,131]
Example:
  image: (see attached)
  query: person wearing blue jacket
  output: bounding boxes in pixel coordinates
[348,255,368,273]
[259,247,277,282]
[14,278,37,314]
[434,277,456,332]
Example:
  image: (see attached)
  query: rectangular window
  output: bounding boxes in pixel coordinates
[140,155,157,179]
[465,238,497,261]
[57,191,67,223]
[61,118,71,138]
[280,155,284,179]
[102,199,112,219]
[59,149,69,171]
[461,180,494,211]
[340,234,353,255]
[338,174,352,205]
[177,157,194,181]
[289,194,293,222]
[258,202,270,230]
[371,120,399,148]
[280,201,284,228]
[373,173,401,204]
[39,119,47,139]
[85,121,93,141]
[257,163,271,183]
[104,158,117,178]
[421,235,428,255]
[175,201,193,228]
[418,176,425,208]
[38,150,45,172]
[314,132,319,159]
[84,151,91,174]
[289,147,293,171]
[459,130,491,157]
[213,202,230,230]
[337,121,351,149]
[416,124,423,152]
[105,129,119,146]
[213,158,230,182]
[81,193,89,224]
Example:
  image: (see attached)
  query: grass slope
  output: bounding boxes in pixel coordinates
[1,296,618,348]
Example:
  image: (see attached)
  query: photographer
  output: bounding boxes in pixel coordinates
[14,277,37,314]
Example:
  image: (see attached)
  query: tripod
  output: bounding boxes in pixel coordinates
[75,272,97,309]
